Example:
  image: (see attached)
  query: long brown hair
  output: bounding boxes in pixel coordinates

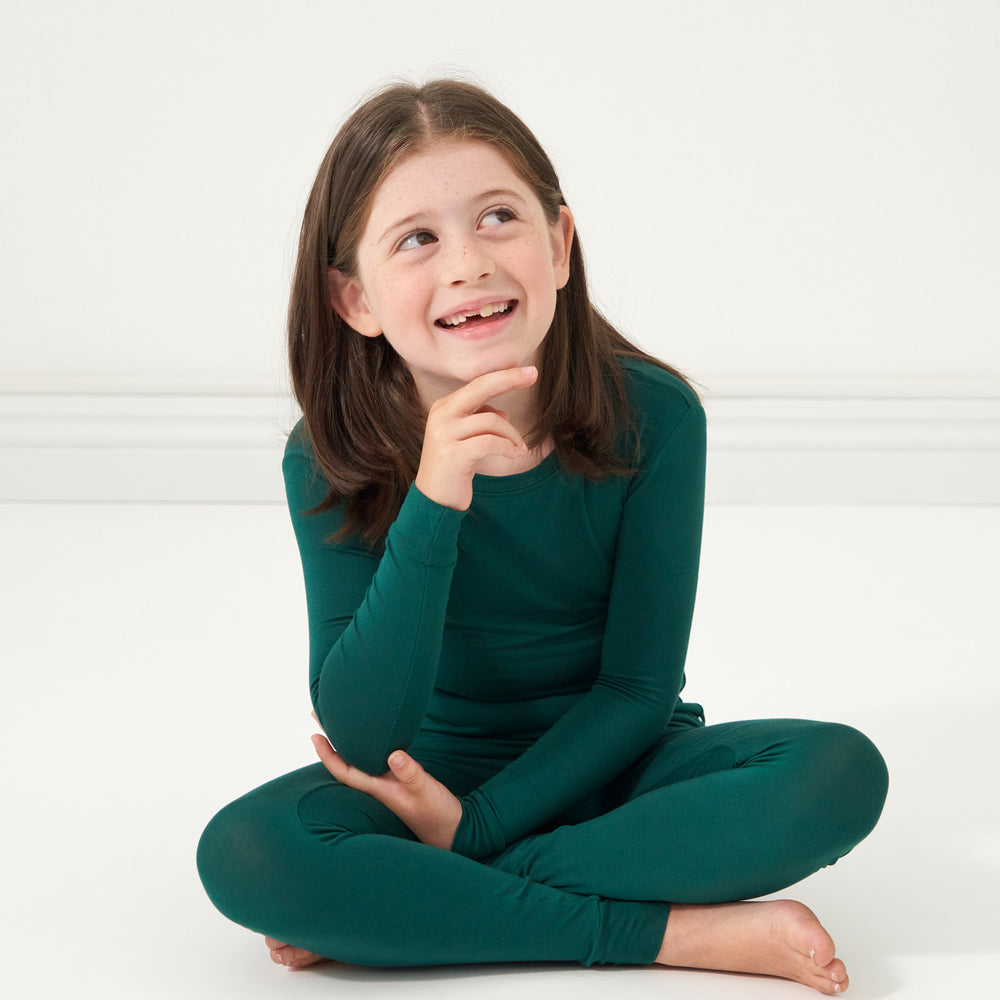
[288,79,693,543]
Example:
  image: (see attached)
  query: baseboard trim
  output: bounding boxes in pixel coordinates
[2,389,997,504]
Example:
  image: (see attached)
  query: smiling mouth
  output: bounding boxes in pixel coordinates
[436,300,516,329]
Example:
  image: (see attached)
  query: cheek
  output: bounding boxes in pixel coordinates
[368,272,405,315]
[369,272,431,332]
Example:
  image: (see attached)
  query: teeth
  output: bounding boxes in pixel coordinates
[441,301,511,326]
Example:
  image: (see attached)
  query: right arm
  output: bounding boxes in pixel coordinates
[285,366,536,776]
[284,444,464,776]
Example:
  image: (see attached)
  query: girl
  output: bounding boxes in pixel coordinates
[197,79,888,994]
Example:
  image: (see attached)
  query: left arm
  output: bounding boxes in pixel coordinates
[451,398,706,858]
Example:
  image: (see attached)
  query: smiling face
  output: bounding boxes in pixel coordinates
[329,141,574,408]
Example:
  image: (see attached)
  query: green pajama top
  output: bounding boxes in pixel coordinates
[283,358,706,862]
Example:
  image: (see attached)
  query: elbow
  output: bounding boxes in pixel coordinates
[313,682,405,776]
[333,730,395,776]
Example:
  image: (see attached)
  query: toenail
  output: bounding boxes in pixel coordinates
[273,952,284,964]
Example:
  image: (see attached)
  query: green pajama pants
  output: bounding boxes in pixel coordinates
[197,718,887,967]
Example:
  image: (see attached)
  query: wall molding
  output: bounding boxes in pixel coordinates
[2,385,998,504]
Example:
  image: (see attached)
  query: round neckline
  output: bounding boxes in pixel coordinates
[471,449,561,494]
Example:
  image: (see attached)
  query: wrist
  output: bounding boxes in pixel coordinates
[414,469,471,512]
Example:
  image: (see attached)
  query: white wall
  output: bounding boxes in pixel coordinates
[2,1,997,501]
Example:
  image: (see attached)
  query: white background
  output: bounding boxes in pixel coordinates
[2,502,997,998]
[2,0,997,392]
[1,6,998,999]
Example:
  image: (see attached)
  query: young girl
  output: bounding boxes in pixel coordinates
[197,79,888,995]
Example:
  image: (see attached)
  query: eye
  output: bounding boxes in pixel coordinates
[396,229,437,252]
[480,206,516,228]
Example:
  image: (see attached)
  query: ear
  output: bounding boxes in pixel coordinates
[328,268,381,337]
[550,206,575,290]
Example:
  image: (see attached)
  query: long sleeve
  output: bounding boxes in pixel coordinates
[451,396,706,859]
[283,428,467,775]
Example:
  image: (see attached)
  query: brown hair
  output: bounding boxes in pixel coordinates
[288,79,694,543]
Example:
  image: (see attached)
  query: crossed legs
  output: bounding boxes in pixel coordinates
[197,719,887,992]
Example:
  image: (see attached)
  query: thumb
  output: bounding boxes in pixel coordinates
[387,751,423,786]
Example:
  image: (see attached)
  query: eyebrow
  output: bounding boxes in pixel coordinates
[376,188,528,245]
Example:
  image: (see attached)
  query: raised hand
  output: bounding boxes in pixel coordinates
[311,733,463,851]
[415,365,538,510]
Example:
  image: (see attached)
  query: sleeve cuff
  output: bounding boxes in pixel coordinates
[450,789,507,860]
[388,483,467,566]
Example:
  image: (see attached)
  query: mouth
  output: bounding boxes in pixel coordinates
[435,300,516,330]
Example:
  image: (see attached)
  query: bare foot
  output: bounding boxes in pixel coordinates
[656,899,849,995]
[264,936,331,970]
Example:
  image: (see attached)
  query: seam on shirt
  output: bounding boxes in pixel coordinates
[625,400,701,500]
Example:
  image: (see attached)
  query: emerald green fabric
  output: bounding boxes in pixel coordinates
[197,360,888,967]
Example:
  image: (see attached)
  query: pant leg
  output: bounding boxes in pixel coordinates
[196,762,667,967]
[488,719,888,904]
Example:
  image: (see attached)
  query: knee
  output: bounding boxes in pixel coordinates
[197,796,265,925]
[809,722,889,843]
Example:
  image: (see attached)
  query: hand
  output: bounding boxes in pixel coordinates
[311,733,463,850]
[415,366,538,510]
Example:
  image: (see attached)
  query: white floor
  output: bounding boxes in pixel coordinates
[1,502,997,999]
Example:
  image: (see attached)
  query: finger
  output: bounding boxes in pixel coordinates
[453,434,529,464]
[311,733,347,777]
[387,750,425,787]
[452,411,526,448]
[311,734,377,793]
[439,366,538,415]
[472,404,509,419]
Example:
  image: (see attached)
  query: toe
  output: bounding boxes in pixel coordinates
[825,957,847,983]
[278,945,328,969]
[814,962,849,995]
[778,900,837,968]
[805,931,837,969]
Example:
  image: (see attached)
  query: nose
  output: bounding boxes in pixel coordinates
[443,237,494,286]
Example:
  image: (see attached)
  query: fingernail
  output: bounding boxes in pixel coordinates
[388,752,405,768]
[521,366,536,376]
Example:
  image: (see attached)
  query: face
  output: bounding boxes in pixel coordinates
[330,141,574,407]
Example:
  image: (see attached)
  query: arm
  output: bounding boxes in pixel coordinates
[451,397,706,859]
[284,434,466,775]
[285,366,537,777]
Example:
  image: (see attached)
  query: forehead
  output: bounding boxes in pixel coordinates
[365,141,535,230]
